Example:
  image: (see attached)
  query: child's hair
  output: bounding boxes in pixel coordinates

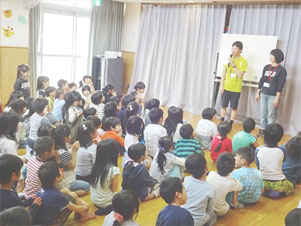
[17,64,30,78]
[134,82,146,91]
[185,153,207,179]
[76,121,96,148]
[23,98,35,120]
[270,49,284,64]
[55,87,65,98]
[202,108,217,120]
[83,108,97,118]
[33,98,49,113]
[216,152,235,176]
[82,85,91,94]
[0,154,23,184]
[157,136,174,175]
[145,98,160,110]
[104,101,118,117]
[0,112,20,143]
[149,107,163,124]
[38,161,60,190]
[130,90,138,98]
[79,75,92,88]
[0,206,32,225]
[57,79,67,88]
[68,82,77,90]
[90,139,120,188]
[103,84,114,93]
[11,99,26,116]
[236,147,254,165]
[110,95,122,106]
[214,122,231,153]
[285,208,301,226]
[160,177,183,204]
[51,125,70,150]
[121,94,136,110]
[62,91,82,120]
[37,124,53,137]
[91,91,103,105]
[37,76,49,90]
[232,41,243,50]
[163,106,183,137]
[243,118,256,133]
[45,86,56,97]
[126,116,144,135]
[125,101,140,124]
[112,190,140,226]
[179,124,194,139]
[102,117,121,131]
[34,136,54,156]
[264,123,284,146]
[128,143,146,162]
[86,116,102,129]
[6,91,23,107]
[285,136,301,161]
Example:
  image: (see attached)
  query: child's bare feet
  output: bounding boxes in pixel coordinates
[80,211,95,222]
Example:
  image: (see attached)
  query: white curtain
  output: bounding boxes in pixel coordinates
[129,4,226,115]
[225,4,301,136]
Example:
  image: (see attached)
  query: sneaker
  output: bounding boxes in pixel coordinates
[256,129,264,137]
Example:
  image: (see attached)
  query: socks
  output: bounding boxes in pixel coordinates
[221,117,225,121]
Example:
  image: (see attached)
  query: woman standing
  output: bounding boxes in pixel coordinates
[256,49,287,137]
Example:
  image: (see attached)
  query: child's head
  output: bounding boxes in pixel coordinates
[90,139,120,188]
[134,82,146,93]
[157,136,174,174]
[6,91,23,107]
[37,76,49,90]
[180,124,194,139]
[164,106,183,137]
[57,79,68,89]
[37,124,53,137]
[51,125,71,150]
[235,147,254,167]
[62,91,82,117]
[68,82,77,91]
[102,117,122,133]
[145,98,160,110]
[214,122,231,153]
[160,177,187,205]
[216,153,235,176]
[34,136,55,160]
[33,98,49,115]
[285,136,301,161]
[103,84,114,94]
[82,75,92,85]
[0,206,32,226]
[83,108,97,118]
[149,107,164,125]
[104,101,118,117]
[17,64,30,79]
[285,208,301,226]
[11,99,27,116]
[185,153,207,179]
[91,91,104,105]
[0,154,23,185]
[110,95,122,110]
[38,161,62,190]
[76,121,97,148]
[130,91,140,103]
[112,190,140,225]
[125,101,140,122]
[55,87,65,99]
[264,123,284,146]
[126,116,144,136]
[202,108,217,121]
[128,143,146,163]
[243,118,256,133]
[0,112,20,142]
[86,116,102,129]
[45,86,56,98]
[82,85,91,97]
[121,94,136,110]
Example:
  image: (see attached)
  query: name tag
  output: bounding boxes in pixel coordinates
[263,82,270,88]
[230,73,236,78]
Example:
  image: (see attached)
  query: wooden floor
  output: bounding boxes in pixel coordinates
[62,107,300,226]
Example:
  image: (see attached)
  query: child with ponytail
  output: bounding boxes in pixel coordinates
[210,121,232,162]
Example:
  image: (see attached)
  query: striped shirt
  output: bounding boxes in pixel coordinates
[174,138,202,159]
[24,156,45,199]
[58,149,72,171]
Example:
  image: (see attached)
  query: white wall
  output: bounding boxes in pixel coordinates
[0,0,29,47]
[121,3,141,52]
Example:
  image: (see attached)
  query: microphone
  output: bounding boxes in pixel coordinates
[228,54,233,67]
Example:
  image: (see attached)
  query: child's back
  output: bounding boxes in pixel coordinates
[174,138,202,159]
[76,143,97,179]
[52,98,65,121]
[232,130,256,154]
[196,119,218,150]
[210,135,232,162]
[144,124,167,158]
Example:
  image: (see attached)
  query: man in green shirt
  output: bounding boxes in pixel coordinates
[220,41,247,129]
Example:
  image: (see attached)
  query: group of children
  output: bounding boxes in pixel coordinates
[0,64,300,225]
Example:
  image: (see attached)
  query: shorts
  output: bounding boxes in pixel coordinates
[221,90,241,110]
[263,179,294,196]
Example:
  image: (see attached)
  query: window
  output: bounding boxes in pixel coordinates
[38,1,91,86]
